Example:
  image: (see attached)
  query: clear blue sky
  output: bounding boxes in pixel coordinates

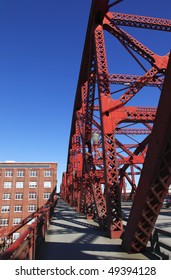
[0,0,171,192]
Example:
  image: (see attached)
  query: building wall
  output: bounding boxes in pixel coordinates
[0,162,57,235]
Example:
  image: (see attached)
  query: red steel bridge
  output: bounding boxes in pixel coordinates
[60,0,171,253]
[1,0,171,259]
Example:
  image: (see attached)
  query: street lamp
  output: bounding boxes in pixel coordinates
[92,132,100,145]
[92,132,101,160]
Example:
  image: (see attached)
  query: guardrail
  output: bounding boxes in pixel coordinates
[1,198,170,259]
[0,190,58,260]
[150,227,171,259]
[122,209,171,259]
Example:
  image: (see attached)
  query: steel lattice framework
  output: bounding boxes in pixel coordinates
[60,0,171,252]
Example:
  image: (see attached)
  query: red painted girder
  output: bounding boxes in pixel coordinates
[122,55,171,253]
[68,0,109,150]
[85,177,95,219]
[89,170,107,226]
[93,154,144,166]
[109,73,163,87]
[116,139,145,165]
[116,128,151,135]
[77,54,98,215]
[110,12,171,31]
[84,153,107,223]
[123,172,137,190]
[118,143,138,149]
[84,55,96,140]
[119,135,149,175]
[93,140,139,149]
[116,139,136,157]
[72,0,109,109]
[92,127,151,135]
[94,97,156,124]
[94,103,156,125]
[101,97,156,133]
[104,14,169,68]
[95,24,123,238]
[79,173,87,214]
[117,70,161,106]
[117,155,144,165]
[66,84,86,206]
[104,16,168,106]
[91,141,140,151]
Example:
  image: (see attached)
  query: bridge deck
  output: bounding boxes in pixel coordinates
[36,199,156,260]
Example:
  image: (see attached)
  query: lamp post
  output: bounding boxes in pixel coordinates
[92,132,100,145]
[91,132,101,160]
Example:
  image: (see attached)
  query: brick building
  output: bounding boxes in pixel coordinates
[0,162,57,238]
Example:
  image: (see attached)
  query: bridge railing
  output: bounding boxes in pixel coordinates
[122,212,171,259]
[150,227,171,259]
[0,189,58,260]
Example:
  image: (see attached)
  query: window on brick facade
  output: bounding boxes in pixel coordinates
[15,193,23,200]
[13,218,22,225]
[44,171,52,177]
[30,170,37,177]
[44,181,51,188]
[29,193,37,200]
[0,218,9,226]
[14,205,22,212]
[16,182,24,188]
[43,192,51,199]
[28,205,36,212]
[2,193,11,200]
[4,182,12,188]
[5,170,13,177]
[29,182,37,188]
[17,170,24,177]
[1,205,10,213]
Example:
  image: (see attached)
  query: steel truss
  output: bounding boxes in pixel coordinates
[60,0,171,251]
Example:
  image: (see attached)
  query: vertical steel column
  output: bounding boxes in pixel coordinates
[94,25,123,238]
[122,55,171,252]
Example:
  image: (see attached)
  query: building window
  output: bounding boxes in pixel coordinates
[16,182,24,188]
[28,205,36,212]
[29,182,37,188]
[5,170,13,177]
[44,171,52,177]
[4,182,12,188]
[43,192,51,200]
[15,193,23,200]
[14,205,22,212]
[44,181,51,188]
[0,218,9,226]
[13,218,22,225]
[17,170,24,177]
[1,205,10,213]
[29,193,37,200]
[2,193,11,200]
[30,170,37,177]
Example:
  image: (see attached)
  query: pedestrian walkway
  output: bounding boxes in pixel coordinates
[37,199,155,260]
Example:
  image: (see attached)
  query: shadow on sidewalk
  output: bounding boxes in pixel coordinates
[36,199,158,260]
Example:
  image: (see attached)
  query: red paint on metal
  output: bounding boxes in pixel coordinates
[60,0,171,248]
[122,55,171,253]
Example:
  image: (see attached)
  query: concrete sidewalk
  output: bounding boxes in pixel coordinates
[37,199,155,260]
